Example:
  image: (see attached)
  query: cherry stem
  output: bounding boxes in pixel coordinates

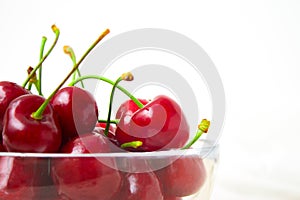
[182,119,210,149]
[98,119,119,124]
[31,29,110,120]
[63,46,84,88]
[27,82,33,91]
[68,75,144,109]
[121,141,143,149]
[26,66,35,91]
[38,36,47,96]
[22,25,60,88]
[104,72,134,136]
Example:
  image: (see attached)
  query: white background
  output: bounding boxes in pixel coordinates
[1,1,300,199]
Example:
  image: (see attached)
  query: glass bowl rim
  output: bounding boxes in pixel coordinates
[0,140,218,158]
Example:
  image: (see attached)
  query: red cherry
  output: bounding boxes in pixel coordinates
[93,126,123,153]
[50,86,98,143]
[163,196,183,200]
[115,98,149,119]
[0,157,51,200]
[115,95,189,151]
[0,81,29,133]
[0,143,6,152]
[155,156,206,197]
[96,122,116,133]
[2,94,61,153]
[114,158,164,200]
[51,132,122,200]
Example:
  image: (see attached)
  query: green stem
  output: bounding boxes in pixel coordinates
[26,66,39,92]
[68,75,144,109]
[22,25,60,88]
[38,36,47,96]
[27,82,33,91]
[182,119,210,149]
[98,119,119,124]
[121,141,143,149]
[104,76,123,136]
[64,46,84,88]
[31,29,110,120]
[182,129,204,150]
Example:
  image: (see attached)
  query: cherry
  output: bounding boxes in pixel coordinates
[154,156,207,197]
[2,94,62,153]
[96,121,116,133]
[93,125,122,153]
[0,81,29,132]
[163,196,183,200]
[115,95,189,151]
[113,158,164,200]
[51,132,122,200]
[91,72,143,153]
[0,143,5,152]
[49,28,110,143]
[0,156,50,200]
[115,98,149,119]
[50,86,98,142]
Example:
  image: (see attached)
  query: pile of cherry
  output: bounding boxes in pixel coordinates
[0,25,210,200]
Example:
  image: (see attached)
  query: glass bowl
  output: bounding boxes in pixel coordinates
[0,140,219,200]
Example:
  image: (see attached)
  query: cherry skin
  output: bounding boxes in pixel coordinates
[2,94,62,153]
[93,125,123,153]
[95,122,116,134]
[0,143,6,152]
[113,158,164,200]
[0,81,29,133]
[115,95,189,151]
[50,86,98,143]
[163,196,182,200]
[154,156,207,197]
[0,157,51,200]
[51,132,122,200]
[115,98,149,119]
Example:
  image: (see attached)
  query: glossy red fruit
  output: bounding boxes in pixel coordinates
[93,126,123,153]
[155,156,206,197]
[115,95,189,151]
[0,157,49,200]
[51,133,122,200]
[163,196,182,200]
[114,158,163,200]
[115,98,149,119]
[2,94,62,153]
[0,81,29,132]
[50,86,98,143]
[0,143,6,152]
[95,122,116,134]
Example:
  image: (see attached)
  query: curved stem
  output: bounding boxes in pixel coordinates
[68,75,144,109]
[104,76,123,136]
[103,72,134,135]
[182,119,210,149]
[22,25,60,88]
[64,46,84,88]
[31,29,110,120]
[121,141,143,149]
[38,36,47,96]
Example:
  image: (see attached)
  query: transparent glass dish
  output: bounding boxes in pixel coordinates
[0,140,219,200]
